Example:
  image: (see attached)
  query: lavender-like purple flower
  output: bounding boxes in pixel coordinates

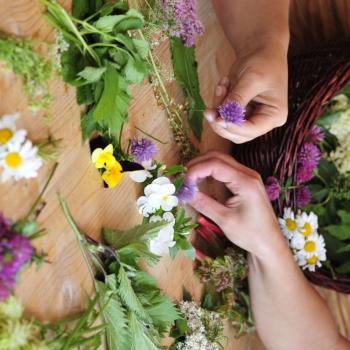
[296,186,312,208]
[177,177,198,204]
[305,125,324,145]
[218,101,246,125]
[131,138,158,163]
[264,176,281,201]
[295,143,321,184]
[0,215,33,301]
[164,0,204,47]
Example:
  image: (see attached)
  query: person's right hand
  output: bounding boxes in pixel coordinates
[187,151,287,259]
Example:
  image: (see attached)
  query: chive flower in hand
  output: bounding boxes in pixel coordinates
[177,177,198,204]
[218,101,246,125]
[131,138,158,163]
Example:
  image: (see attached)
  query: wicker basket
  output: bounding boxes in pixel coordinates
[230,39,350,293]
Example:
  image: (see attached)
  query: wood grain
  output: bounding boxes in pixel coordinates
[0,1,349,349]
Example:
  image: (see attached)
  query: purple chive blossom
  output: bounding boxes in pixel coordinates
[218,101,246,125]
[131,139,158,163]
[305,125,324,145]
[177,177,198,204]
[296,186,312,208]
[264,176,281,201]
[295,143,321,184]
[0,215,33,301]
[166,0,204,47]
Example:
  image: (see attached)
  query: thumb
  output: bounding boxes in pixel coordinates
[224,70,263,108]
[190,192,229,226]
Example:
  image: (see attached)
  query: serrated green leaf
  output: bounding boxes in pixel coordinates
[76,84,95,105]
[170,37,205,140]
[325,224,350,240]
[102,221,167,250]
[97,278,130,350]
[114,9,144,33]
[117,266,151,323]
[81,108,98,140]
[93,62,130,137]
[132,38,150,59]
[95,14,125,31]
[123,56,148,84]
[119,241,160,267]
[77,66,106,83]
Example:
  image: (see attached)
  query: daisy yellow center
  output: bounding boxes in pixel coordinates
[307,255,318,265]
[304,241,316,253]
[285,218,297,231]
[162,195,169,201]
[302,223,312,237]
[5,152,22,169]
[0,128,13,144]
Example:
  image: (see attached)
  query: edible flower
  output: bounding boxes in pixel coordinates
[91,144,116,169]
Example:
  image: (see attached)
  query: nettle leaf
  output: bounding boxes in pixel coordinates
[95,14,125,32]
[102,221,167,250]
[109,48,129,68]
[123,56,148,84]
[81,108,98,140]
[76,84,95,105]
[93,62,130,136]
[170,37,205,140]
[97,278,130,350]
[338,210,350,225]
[77,66,106,83]
[117,266,151,323]
[119,241,160,267]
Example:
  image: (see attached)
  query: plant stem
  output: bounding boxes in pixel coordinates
[134,125,167,144]
[23,162,58,222]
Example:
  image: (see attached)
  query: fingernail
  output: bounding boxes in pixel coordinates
[221,76,229,85]
[205,111,214,122]
[215,86,223,97]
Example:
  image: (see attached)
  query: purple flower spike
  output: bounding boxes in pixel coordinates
[297,143,321,170]
[177,177,198,204]
[265,176,281,201]
[131,139,158,163]
[306,125,324,145]
[296,186,312,208]
[218,101,246,125]
[296,166,314,185]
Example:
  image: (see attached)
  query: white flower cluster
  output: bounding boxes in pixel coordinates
[279,208,327,272]
[0,114,43,182]
[137,177,178,256]
[177,301,220,350]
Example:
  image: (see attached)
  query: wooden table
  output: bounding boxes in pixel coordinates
[0,1,349,349]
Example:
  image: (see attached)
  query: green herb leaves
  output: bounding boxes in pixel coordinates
[170,37,205,140]
[42,0,150,140]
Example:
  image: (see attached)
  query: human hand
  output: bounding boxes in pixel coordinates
[187,151,287,259]
[205,44,288,144]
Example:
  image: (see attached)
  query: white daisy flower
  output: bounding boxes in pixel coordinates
[0,113,26,148]
[0,140,43,182]
[290,233,305,250]
[144,176,178,211]
[278,207,299,239]
[129,160,156,183]
[296,211,318,237]
[149,212,176,256]
[296,234,326,272]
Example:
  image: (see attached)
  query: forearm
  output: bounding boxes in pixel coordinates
[212,0,290,55]
[248,233,347,350]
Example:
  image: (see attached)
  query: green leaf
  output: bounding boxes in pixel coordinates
[81,108,98,140]
[102,221,167,250]
[338,210,350,225]
[12,220,38,237]
[123,56,148,84]
[93,62,130,137]
[119,241,160,267]
[163,164,186,176]
[128,312,160,350]
[76,84,95,105]
[170,37,205,140]
[97,278,130,350]
[173,175,185,191]
[325,224,350,240]
[77,66,106,83]
[132,38,150,59]
[114,9,144,33]
[318,111,343,127]
[117,266,151,323]
[335,260,350,275]
[109,48,129,68]
[73,0,105,19]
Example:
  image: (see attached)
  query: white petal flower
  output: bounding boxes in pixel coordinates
[278,207,299,239]
[142,159,157,170]
[136,196,156,217]
[290,233,305,250]
[149,212,176,256]
[0,140,43,182]
[143,176,178,212]
[129,169,152,183]
[0,113,24,149]
[296,211,318,237]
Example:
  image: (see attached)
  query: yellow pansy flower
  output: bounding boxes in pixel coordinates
[102,162,124,188]
[91,144,116,169]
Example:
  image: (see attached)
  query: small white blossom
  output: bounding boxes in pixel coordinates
[129,160,156,183]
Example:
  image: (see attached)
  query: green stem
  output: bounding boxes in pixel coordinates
[23,162,58,222]
[134,125,167,144]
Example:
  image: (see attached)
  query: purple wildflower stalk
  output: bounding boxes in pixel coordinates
[296,142,321,184]
[218,101,246,125]
[296,186,312,208]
